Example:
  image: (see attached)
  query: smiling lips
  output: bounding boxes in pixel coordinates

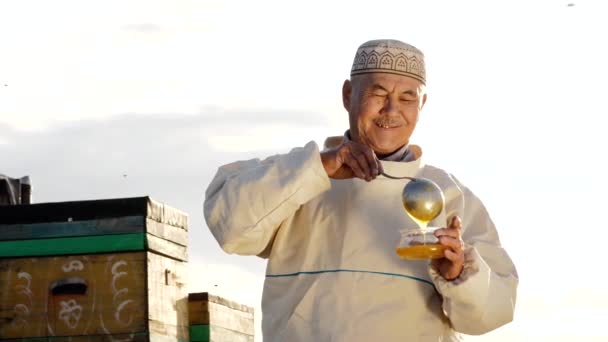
[374,118,402,129]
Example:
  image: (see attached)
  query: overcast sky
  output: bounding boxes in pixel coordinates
[2,0,608,340]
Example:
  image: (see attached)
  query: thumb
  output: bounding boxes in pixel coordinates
[448,216,462,229]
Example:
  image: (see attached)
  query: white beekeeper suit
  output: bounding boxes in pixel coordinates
[204,139,518,342]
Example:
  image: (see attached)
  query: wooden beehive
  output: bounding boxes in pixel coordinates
[188,293,254,342]
[0,196,189,341]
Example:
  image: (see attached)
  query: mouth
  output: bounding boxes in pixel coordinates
[374,121,401,129]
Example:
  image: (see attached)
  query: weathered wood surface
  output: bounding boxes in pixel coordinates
[0,197,188,262]
[146,198,188,230]
[0,197,188,230]
[209,325,255,342]
[147,251,189,341]
[146,219,188,247]
[0,252,147,339]
[188,302,254,336]
[149,331,189,342]
[146,233,188,262]
[0,197,151,224]
[190,324,254,342]
[189,293,254,314]
[1,332,149,341]
[188,293,254,337]
[190,324,255,342]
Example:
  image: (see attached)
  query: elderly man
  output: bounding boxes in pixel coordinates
[204,39,518,341]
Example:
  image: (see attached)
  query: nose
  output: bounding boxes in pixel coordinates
[380,97,399,116]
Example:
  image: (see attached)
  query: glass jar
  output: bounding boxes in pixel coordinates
[396,226,445,260]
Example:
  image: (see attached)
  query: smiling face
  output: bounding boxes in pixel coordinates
[343,73,427,156]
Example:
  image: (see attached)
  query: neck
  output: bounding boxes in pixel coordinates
[344,130,409,161]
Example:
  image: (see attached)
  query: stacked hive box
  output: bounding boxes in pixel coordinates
[0,197,189,341]
[188,293,254,342]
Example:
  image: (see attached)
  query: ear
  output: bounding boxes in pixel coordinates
[420,93,427,110]
[342,79,352,112]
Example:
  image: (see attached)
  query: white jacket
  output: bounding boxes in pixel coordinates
[204,141,518,341]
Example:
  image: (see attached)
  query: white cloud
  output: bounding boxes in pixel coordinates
[122,23,163,33]
[0,110,331,269]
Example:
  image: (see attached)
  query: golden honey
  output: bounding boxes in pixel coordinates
[396,244,445,260]
[397,177,447,260]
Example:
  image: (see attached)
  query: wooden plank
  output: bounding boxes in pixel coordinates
[209,325,254,342]
[188,301,254,335]
[146,234,188,261]
[189,324,254,342]
[189,293,254,314]
[149,331,190,342]
[0,197,188,229]
[0,197,150,224]
[146,198,188,230]
[1,332,149,341]
[146,251,188,341]
[208,302,254,335]
[188,293,254,336]
[188,299,210,326]
[146,219,188,247]
[0,233,145,258]
[0,216,145,241]
[0,252,147,339]
[207,294,253,314]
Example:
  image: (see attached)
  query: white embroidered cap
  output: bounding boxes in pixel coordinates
[350,39,426,84]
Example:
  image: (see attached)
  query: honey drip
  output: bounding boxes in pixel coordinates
[397,213,445,260]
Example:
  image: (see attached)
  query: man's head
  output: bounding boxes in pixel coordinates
[343,39,427,157]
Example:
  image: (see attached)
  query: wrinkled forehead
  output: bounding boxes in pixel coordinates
[352,72,426,94]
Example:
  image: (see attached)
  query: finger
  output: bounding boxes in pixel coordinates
[438,236,463,252]
[333,165,356,179]
[344,154,366,180]
[352,151,372,180]
[361,147,379,177]
[344,143,371,179]
[443,248,464,263]
[449,216,462,230]
[434,227,461,239]
[374,158,384,174]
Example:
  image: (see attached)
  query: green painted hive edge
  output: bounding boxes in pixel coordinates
[189,325,210,342]
[0,233,145,257]
[0,215,145,241]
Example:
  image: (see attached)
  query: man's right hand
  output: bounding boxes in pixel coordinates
[320,140,383,181]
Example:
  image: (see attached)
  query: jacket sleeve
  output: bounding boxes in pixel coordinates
[203,141,331,256]
[428,178,519,335]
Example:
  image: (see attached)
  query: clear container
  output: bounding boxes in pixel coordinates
[396,227,445,260]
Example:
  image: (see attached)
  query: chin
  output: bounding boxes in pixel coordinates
[371,144,402,155]
[370,136,406,151]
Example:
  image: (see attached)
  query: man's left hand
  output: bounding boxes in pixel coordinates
[432,216,465,280]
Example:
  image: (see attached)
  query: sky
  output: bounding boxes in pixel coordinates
[1,0,608,340]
